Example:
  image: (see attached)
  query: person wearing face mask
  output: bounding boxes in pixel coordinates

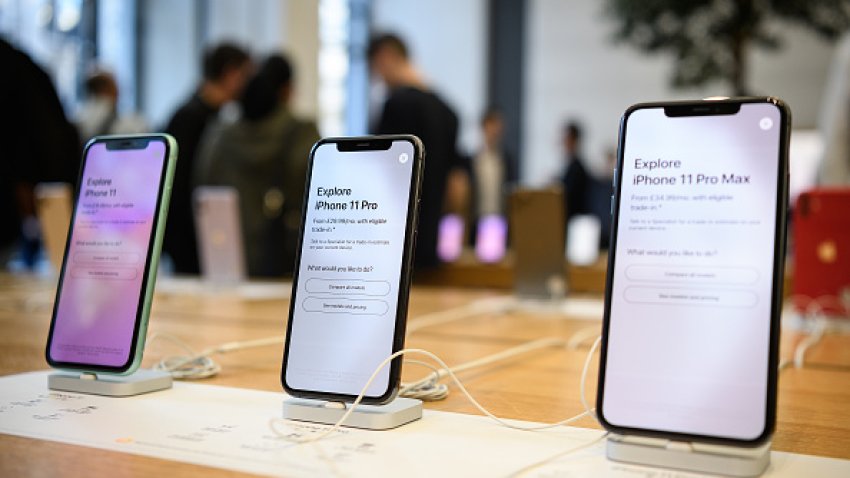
[75,69,148,141]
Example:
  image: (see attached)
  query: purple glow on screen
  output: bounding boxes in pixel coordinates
[437,214,464,262]
[476,215,507,263]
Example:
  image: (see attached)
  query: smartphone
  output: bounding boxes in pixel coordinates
[475,215,507,263]
[597,98,790,445]
[281,136,424,404]
[793,188,850,317]
[45,135,178,374]
[510,188,566,298]
[194,186,247,284]
[34,182,73,272]
[566,214,601,266]
[437,214,465,263]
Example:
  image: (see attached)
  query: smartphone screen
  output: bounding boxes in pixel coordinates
[437,214,464,263]
[510,188,565,299]
[194,186,246,283]
[282,136,422,402]
[47,137,171,371]
[475,215,507,263]
[599,100,788,443]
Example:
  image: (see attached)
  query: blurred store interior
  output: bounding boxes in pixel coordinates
[1,0,848,281]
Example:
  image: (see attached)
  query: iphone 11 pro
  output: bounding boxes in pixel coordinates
[282,136,424,404]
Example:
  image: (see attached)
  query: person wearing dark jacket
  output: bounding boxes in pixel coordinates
[369,33,462,269]
[162,43,251,274]
[560,121,592,221]
[196,54,319,277]
[559,120,612,249]
[0,39,81,268]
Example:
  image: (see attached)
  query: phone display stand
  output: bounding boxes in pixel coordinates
[48,369,172,397]
[282,396,423,430]
[606,434,771,477]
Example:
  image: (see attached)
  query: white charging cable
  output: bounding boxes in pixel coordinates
[785,294,850,369]
[509,430,610,477]
[794,317,828,369]
[405,296,515,332]
[270,336,602,444]
[151,329,597,405]
[399,336,589,401]
[150,333,284,379]
[264,292,847,448]
[151,296,515,381]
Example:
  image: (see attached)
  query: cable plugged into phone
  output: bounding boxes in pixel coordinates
[149,327,596,402]
[398,330,601,402]
[270,335,603,444]
[149,317,609,451]
[151,296,517,381]
[266,319,803,454]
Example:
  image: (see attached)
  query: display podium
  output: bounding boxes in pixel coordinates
[607,433,771,477]
[282,396,422,430]
[48,369,172,397]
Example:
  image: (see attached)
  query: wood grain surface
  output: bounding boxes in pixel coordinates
[0,273,846,477]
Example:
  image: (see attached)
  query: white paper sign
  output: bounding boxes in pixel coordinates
[0,372,846,477]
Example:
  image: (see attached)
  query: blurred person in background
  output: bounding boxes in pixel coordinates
[559,120,592,221]
[466,107,517,230]
[0,39,81,270]
[75,69,148,141]
[162,43,252,275]
[369,33,462,269]
[596,147,617,249]
[196,54,319,277]
[558,121,613,250]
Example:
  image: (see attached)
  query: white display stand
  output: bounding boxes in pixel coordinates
[3,373,846,477]
[282,396,423,430]
[48,369,172,397]
[607,433,771,477]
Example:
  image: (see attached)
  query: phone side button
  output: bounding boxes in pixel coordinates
[610,195,614,216]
